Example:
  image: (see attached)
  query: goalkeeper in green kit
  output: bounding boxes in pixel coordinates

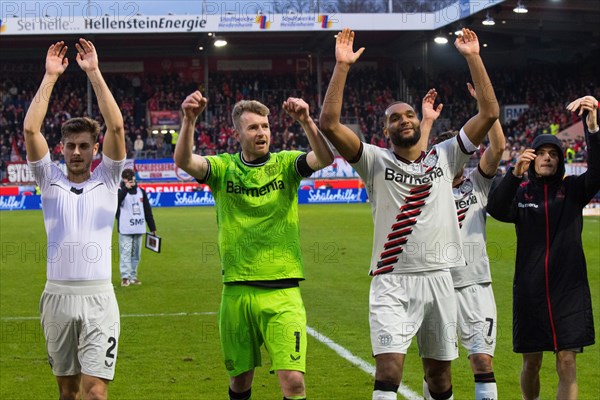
[174,91,334,400]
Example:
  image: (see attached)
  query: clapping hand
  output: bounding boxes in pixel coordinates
[454,29,480,57]
[513,149,536,178]
[335,28,365,66]
[75,38,99,72]
[46,41,69,76]
[566,96,598,131]
[422,89,443,122]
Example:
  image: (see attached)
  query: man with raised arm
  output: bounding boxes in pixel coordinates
[422,82,506,400]
[174,91,333,400]
[487,96,599,400]
[319,28,499,400]
[23,39,126,400]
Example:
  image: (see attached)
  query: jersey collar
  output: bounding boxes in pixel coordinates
[392,150,425,165]
[240,152,271,167]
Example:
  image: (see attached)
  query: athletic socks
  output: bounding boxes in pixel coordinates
[373,380,398,400]
[429,385,453,400]
[423,377,454,400]
[229,387,251,400]
[475,372,497,400]
[423,377,432,400]
[372,391,397,400]
[423,379,454,400]
[423,372,496,400]
[229,387,306,399]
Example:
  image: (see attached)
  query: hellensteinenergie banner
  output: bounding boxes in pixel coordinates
[0,1,502,35]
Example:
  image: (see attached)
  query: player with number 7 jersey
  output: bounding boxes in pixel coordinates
[320,27,500,400]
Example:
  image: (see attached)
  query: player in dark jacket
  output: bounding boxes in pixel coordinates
[487,95,599,400]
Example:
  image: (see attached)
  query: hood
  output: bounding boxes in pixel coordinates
[528,134,565,185]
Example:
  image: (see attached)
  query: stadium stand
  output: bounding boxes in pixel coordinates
[2,59,597,169]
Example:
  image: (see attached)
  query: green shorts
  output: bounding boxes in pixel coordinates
[219,284,307,377]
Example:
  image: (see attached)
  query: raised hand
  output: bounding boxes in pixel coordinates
[422,88,443,122]
[181,91,208,120]
[335,28,365,65]
[466,82,477,99]
[513,148,536,178]
[567,95,599,131]
[566,95,598,115]
[46,41,69,76]
[75,38,98,72]
[454,28,480,57]
[283,97,310,123]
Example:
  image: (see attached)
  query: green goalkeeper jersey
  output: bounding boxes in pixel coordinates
[203,151,306,283]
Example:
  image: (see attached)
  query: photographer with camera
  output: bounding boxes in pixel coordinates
[116,168,156,286]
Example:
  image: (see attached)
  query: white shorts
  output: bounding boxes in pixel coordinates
[455,283,497,357]
[369,270,458,361]
[40,280,120,380]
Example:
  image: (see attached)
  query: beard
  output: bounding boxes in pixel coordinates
[66,158,92,177]
[389,125,421,148]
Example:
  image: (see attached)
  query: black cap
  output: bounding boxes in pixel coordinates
[531,134,563,151]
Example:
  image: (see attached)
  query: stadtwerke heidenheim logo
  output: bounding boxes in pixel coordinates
[255,15,270,29]
[318,15,332,28]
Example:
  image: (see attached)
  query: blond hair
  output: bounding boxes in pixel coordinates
[231,100,270,130]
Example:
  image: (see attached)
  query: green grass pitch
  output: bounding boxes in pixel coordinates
[1,204,598,399]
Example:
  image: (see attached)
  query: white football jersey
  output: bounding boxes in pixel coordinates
[28,152,125,280]
[450,167,494,287]
[353,129,474,275]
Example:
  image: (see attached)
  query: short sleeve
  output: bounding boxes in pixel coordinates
[92,154,125,193]
[27,152,61,192]
[471,167,494,207]
[351,142,376,182]
[202,155,226,189]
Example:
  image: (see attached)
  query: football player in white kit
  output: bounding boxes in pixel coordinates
[422,82,505,400]
[320,28,499,400]
[23,39,126,399]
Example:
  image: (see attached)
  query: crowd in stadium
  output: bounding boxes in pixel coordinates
[1,60,597,169]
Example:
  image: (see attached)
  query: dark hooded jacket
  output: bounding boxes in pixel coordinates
[487,113,600,353]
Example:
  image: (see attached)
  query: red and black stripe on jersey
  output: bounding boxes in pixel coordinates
[372,183,433,275]
[457,207,468,229]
